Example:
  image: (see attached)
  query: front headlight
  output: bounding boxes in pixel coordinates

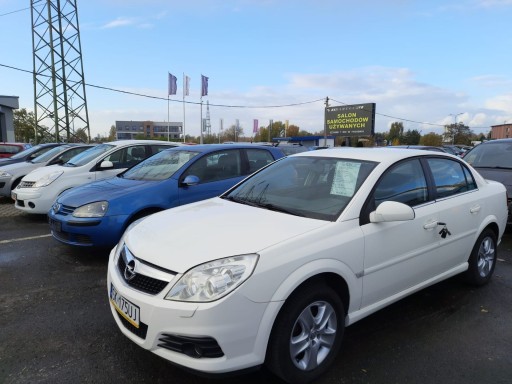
[166,254,259,302]
[73,201,109,217]
[33,170,64,187]
[0,171,12,178]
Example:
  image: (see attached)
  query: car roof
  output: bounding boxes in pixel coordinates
[293,146,457,166]
[105,140,183,147]
[164,143,282,153]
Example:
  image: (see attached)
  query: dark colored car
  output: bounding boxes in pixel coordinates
[463,139,512,223]
[0,143,63,167]
[0,143,32,158]
[48,144,286,248]
[392,145,449,153]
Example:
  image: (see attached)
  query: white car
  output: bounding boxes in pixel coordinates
[13,140,181,214]
[107,147,507,383]
[0,144,92,197]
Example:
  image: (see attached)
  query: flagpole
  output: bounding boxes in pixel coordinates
[182,72,186,142]
[200,98,203,144]
[167,72,170,141]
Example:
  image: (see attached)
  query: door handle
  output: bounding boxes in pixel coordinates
[470,205,481,214]
[423,220,438,230]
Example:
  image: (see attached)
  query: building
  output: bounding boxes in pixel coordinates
[0,95,19,142]
[116,120,182,140]
[272,135,335,147]
[490,123,512,139]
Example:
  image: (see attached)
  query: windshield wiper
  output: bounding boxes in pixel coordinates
[260,203,305,217]
[476,165,512,170]
[223,195,261,207]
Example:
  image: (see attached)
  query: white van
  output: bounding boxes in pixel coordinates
[13,140,181,214]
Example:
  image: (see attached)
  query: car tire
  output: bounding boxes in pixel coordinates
[464,228,497,286]
[265,282,345,384]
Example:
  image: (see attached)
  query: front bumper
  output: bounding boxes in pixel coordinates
[13,187,54,214]
[107,247,278,374]
[48,210,129,247]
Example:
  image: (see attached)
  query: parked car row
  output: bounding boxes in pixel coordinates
[47,143,287,248]
[4,140,511,383]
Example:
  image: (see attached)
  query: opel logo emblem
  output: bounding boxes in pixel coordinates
[124,259,137,281]
[53,203,61,214]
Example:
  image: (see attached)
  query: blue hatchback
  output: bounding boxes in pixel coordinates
[48,144,286,248]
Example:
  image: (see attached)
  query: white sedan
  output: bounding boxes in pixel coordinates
[107,147,507,383]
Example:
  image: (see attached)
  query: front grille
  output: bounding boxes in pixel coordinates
[117,311,148,339]
[158,334,224,358]
[59,204,75,215]
[51,226,93,245]
[19,181,36,188]
[117,256,169,295]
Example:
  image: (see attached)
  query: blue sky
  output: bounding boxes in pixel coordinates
[1,0,512,139]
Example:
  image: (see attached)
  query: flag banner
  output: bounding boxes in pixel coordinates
[253,119,259,133]
[184,75,190,96]
[168,73,177,95]
[201,75,209,96]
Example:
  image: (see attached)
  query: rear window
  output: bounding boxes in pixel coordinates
[464,142,512,168]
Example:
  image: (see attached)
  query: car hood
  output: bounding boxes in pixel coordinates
[124,197,328,272]
[1,161,39,174]
[20,164,64,181]
[59,177,155,205]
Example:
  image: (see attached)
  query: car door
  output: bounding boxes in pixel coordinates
[425,157,481,266]
[178,149,245,205]
[359,158,441,308]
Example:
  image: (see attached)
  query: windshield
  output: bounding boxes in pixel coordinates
[30,145,69,164]
[65,144,115,166]
[223,156,377,221]
[464,142,512,168]
[122,149,200,180]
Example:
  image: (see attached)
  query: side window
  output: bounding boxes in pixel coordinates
[51,147,84,165]
[373,159,428,207]
[246,149,275,174]
[103,146,146,169]
[427,158,472,198]
[60,147,87,163]
[151,145,174,155]
[183,150,241,183]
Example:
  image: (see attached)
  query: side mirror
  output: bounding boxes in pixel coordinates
[370,201,415,223]
[99,160,114,170]
[182,175,200,186]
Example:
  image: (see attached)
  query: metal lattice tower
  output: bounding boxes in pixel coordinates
[31,0,90,143]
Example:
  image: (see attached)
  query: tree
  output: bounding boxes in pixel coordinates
[13,108,36,143]
[221,124,245,142]
[108,125,117,141]
[72,128,89,143]
[420,132,443,146]
[443,122,473,145]
[387,122,404,144]
[402,129,421,145]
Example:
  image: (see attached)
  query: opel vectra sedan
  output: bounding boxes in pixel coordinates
[48,144,285,248]
[107,147,507,383]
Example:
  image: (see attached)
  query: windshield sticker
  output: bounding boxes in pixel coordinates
[331,161,361,197]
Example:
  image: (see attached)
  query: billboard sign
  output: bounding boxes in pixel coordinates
[325,103,376,137]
